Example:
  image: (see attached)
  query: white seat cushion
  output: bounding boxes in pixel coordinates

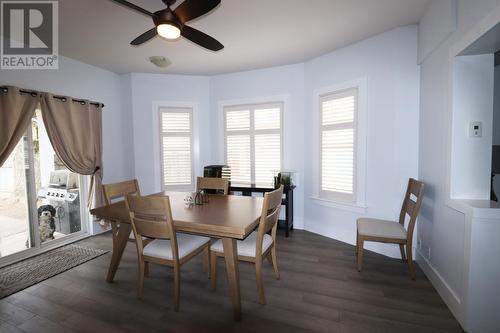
[357,218,407,239]
[210,231,273,258]
[143,233,210,261]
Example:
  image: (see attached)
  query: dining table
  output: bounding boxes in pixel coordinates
[90,191,264,321]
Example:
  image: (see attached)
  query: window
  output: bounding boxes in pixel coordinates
[159,107,193,190]
[320,88,358,202]
[224,103,283,186]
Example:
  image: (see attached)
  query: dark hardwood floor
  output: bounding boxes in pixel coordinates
[0,230,463,333]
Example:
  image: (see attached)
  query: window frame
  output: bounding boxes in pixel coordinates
[312,79,367,211]
[319,88,359,203]
[223,101,284,186]
[158,106,194,191]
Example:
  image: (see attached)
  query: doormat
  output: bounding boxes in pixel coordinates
[0,244,108,299]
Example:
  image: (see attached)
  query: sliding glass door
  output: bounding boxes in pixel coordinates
[0,107,89,261]
[0,136,33,257]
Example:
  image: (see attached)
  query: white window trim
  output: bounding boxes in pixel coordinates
[311,78,368,210]
[319,88,359,202]
[159,107,194,191]
[218,95,289,185]
[152,101,200,193]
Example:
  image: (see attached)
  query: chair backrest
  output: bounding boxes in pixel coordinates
[255,185,284,257]
[398,178,425,241]
[125,195,178,260]
[103,179,141,205]
[196,177,229,195]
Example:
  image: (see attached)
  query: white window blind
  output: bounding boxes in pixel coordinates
[224,103,283,186]
[320,88,358,202]
[159,107,193,190]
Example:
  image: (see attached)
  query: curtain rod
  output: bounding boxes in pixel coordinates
[0,86,105,108]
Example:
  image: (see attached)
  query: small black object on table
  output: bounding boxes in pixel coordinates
[229,183,294,237]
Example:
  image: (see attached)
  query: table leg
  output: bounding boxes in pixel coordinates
[106,222,132,282]
[222,238,241,321]
[286,190,293,237]
[285,192,289,238]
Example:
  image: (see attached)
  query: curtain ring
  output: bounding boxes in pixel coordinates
[61,97,67,102]
[1,87,8,93]
[80,101,86,105]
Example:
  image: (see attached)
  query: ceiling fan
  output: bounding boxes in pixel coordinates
[112,0,223,51]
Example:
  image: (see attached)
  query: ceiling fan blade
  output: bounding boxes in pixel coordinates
[112,0,153,17]
[174,0,220,24]
[181,25,223,51]
[131,27,158,45]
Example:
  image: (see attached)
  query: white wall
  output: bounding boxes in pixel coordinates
[418,0,457,64]
[303,26,420,258]
[128,73,211,195]
[210,63,306,229]
[0,55,134,184]
[450,55,494,200]
[418,0,500,330]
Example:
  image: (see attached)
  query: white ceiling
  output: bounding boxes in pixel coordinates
[59,0,431,75]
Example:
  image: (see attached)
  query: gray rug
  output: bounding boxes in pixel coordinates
[0,244,108,299]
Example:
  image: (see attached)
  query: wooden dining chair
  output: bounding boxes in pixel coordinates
[102,179,141,242]
[196,177,229,195]
[125,195,210,311]
[210,185,284,305]
[196,177,228,274]
[356,178,425,279]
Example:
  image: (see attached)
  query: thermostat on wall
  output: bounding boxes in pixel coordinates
[469,121,482,138]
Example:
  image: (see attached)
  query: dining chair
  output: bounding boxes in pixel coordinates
[196,176,229,195]
[356,178,425,279]
[196,177,228,274]
[125,194,210,311]
[102,179,141,242]
[210,185,284,305]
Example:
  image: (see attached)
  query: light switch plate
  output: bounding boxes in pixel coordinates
[469,121,482,138]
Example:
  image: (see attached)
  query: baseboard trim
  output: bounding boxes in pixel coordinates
[291,218,305,230]
[416,249,465,330]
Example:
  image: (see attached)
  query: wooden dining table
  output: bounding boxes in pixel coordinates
[90,191,263,321]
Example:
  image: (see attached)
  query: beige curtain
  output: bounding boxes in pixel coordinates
[40,93,104,208]
[0,86,39,167]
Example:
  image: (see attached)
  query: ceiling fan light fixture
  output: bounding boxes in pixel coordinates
[157,22,181,40]
[115,0,223,50]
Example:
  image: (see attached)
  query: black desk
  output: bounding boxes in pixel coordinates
[229,184,294,237]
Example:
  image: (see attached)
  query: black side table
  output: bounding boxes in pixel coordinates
[229,183,294,237]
